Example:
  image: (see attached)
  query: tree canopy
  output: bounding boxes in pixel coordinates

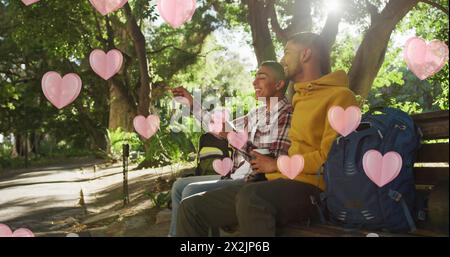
[0,0,448,170]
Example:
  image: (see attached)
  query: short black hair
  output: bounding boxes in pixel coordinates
[287,32,331,75]
[260,60,287,94]
[260,61,286,81]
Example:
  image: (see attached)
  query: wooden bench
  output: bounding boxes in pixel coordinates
[277,110,449,237]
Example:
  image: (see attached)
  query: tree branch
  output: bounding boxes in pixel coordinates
[92,8,108,49]
[123,2,152,116]
[320,11,343,52]
[148,44,175,54]
[349,0,421,98]
[147,45,205,57]
[105,16,116,49]
[366,0,380,24]
[420,0,449,15]
[267,0,287,43]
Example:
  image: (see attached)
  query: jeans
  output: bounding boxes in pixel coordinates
[168,175,244,236]
[176,179,322,237]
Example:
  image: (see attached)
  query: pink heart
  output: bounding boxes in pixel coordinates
[89,49,123,80]
[0,224,12,237]
[404,37,449,80]
[208,121,223,134]
[21,0,40,6]
[41,72,82,109]
[12,228,35,237]
[212,158,233,176]
[133,115,160,139]
[211,108,230,124]
[208,109,230,134]
[174,96,190,106]
[89,0,128,16]
[227,131,248,150]
[0,224,34,237]
[207,108,230,134]
[328,106,362,137]
[277,155,305,180]
[363,150,403,187]
[157,0,197,28]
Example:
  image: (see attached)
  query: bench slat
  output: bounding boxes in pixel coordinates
[416,143,449,163]
[414,167,449,185]
[279,224,447,237]
[412,110,449,140]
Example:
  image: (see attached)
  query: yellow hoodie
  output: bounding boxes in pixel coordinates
[266,70,358,190]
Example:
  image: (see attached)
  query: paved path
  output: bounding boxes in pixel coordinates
[0,157,187,236]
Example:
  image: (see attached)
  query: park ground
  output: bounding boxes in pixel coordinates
[0,157,189,237]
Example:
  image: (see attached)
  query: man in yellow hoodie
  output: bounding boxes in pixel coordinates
[176,32,358,236]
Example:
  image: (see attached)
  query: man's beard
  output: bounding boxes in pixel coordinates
[287,63,303,80]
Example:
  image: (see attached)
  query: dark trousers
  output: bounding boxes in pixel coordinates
[176,178,322,237]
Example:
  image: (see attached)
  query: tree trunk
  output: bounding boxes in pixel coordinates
[123,3,152,116]
[320,11,343,53]
[349,0,420,98]
[246,0,276,65]
[108,80,136,132]
[78,113,108,152]
[13,133,22,157]
[102,15,137,132]
[268,0,312,43]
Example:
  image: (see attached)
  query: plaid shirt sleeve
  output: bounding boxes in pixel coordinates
[268,106,292,158]
[231,104,293,174]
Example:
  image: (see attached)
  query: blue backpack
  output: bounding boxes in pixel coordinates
[321,107,422,232]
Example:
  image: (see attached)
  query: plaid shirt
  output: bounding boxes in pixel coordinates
[193,97,292,178]
[230,97,292,177]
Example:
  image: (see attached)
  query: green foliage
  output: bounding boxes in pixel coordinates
[366,2,449,114]
[1,0,448,171]
[331,1,449,115]
[0,0,110,154]
[137,99,198,168]
[146,190,171,208]
[107,128,144,161]
[170,34,255,102]
[331,34,360,72]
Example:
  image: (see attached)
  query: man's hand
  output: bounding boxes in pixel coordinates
[217,131,229,139]
[249,151,278,174]
[171,86,194,108]
[210,131,229,140]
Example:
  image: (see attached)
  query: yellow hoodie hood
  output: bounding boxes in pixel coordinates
[294,70,350,91]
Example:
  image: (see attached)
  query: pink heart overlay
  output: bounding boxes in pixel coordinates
[404,37,449,80]
[328,106,362,137]
[212,158,233,176]
[157,0,197,28]
[21,0,40,6]
[211,108,230,124]
[208,121,223,134]
[277,155,305,180]
[208,108,230,134]
[227,131,248,150]
[363,150,403,187]
[89,49,123,80]
[133,115,160,140]
[89,0,128,16]
[0,224,34,237]
[41,72,82,109]
[174,96,190,106]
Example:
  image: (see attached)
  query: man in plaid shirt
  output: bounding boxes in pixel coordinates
[168,61,292,236]
[226,96,292,181]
